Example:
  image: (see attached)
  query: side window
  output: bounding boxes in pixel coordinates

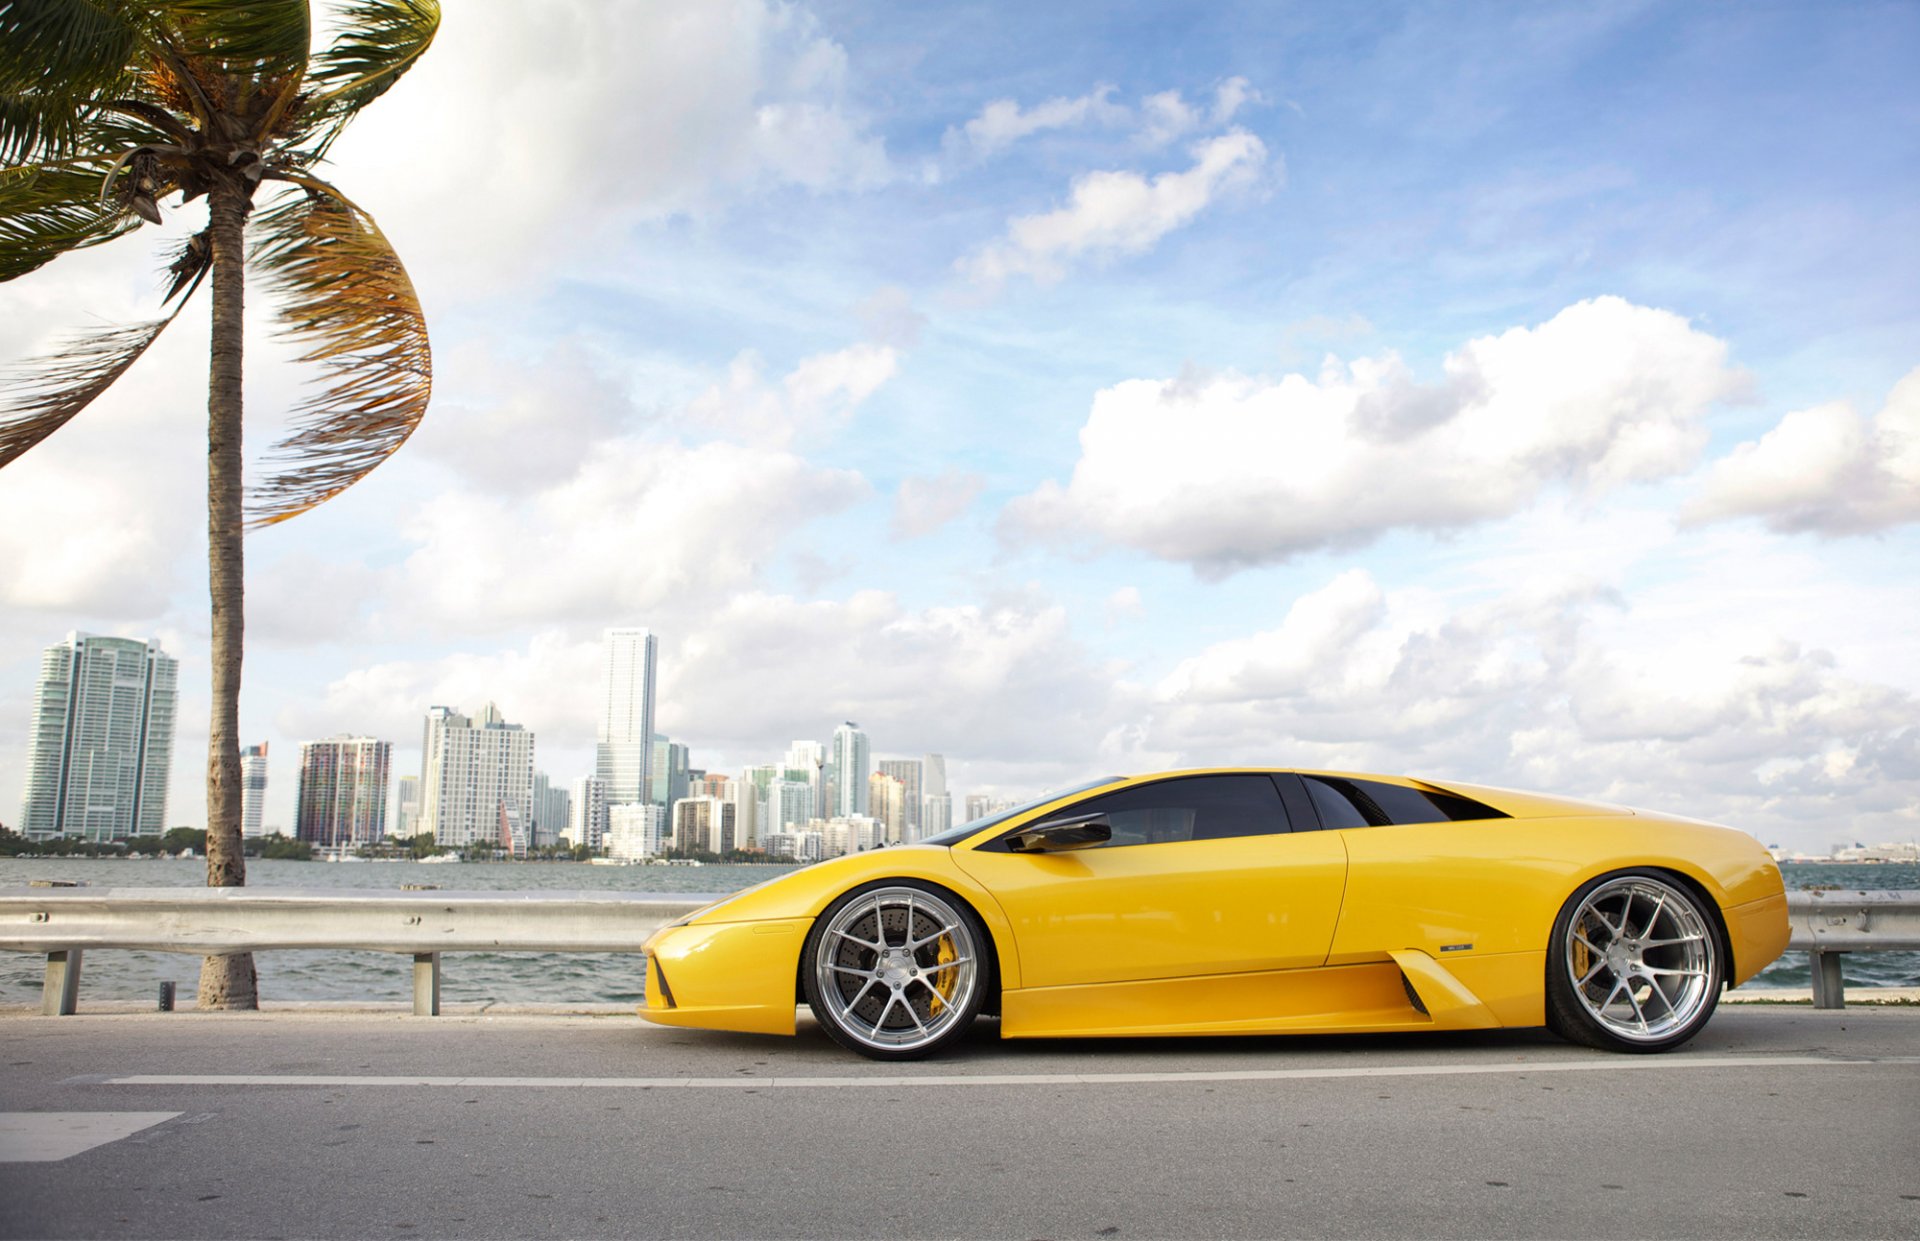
[1001,775,1290,850]
[1300,775,1509,828]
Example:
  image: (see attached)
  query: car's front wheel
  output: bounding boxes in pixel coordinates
[801,881,988,1060]
[1546,870,1724,1053]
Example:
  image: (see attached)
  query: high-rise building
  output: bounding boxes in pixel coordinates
[420,703,535,852]
[649,737,690,810]
[239,742,270,838]
[765,778,814,835]
[530,771,571,848]
[569,776,609,850]
[671,796,735,855]
[394,775,422,840]
[921,753,950,842]
[783,740,826,824]
[921,792,952,838]
[606,802,665,860]
[830,722,870,818]
[294,736,391,848]
[19,633,178,841]
[869,771,906,844]
[878,759,922,837]
[596,628,657,807]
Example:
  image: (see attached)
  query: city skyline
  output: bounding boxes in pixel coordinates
[2,4,1915,854]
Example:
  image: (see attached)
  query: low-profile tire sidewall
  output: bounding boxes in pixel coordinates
[801,879,990,1061]
[1545,868,1725,1054]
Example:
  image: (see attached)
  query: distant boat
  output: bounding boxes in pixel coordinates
[417,853,461,864]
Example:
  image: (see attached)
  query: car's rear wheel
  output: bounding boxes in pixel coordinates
[802,881,987,1060]
[1546,870,1724,1053]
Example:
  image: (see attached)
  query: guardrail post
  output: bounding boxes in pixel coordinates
[42,949,82,1016]
[413,952,440,1016]
[1809,951,1846,1009]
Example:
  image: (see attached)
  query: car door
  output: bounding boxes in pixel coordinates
[951,774,1348,989]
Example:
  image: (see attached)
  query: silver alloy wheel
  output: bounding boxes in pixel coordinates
[1564,875,1716,1044]
[812,886,980,1054]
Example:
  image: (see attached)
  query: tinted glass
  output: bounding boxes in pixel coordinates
[996,774,1288,850]
[1301,776,1507,828]
[923,776,1124,846]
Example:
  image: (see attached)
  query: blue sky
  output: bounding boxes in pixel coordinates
[2,1,1916,851]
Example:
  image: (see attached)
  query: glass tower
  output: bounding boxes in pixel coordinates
[19,632,178,840]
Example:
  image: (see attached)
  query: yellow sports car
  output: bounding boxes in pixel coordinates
[639,769,1789,1059]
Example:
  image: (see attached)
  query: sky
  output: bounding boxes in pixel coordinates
[2,0,1917,853]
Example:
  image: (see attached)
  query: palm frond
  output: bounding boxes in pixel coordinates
[249,181,430,526]
[294,0,437,157]
[0,0,143,96]
[159,0,311,77]
[0,0,147,162]
[0,162,140,279]
[0,310,185,467]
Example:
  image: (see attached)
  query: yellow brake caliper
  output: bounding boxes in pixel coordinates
[927,934,958,1016]
[1572,917,1592,991]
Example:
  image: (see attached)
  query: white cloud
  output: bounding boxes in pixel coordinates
[683,343,898,446]
[952,86,1128,157]
[280,631,603,753]
[408,340,637,495]
[1003,297,1742,573]
[1146,570,1919,844]
[665,591,1123,770]
[1687,366,1920,534]
[321,0,891,293]
[890,468,985,539]
[961,129,1268,288]
[391,439,869,633]
[952,78,1259,157]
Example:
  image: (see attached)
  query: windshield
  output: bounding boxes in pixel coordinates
[920,776,1125,847]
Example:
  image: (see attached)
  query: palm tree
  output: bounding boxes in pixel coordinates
[1,0,440,1008]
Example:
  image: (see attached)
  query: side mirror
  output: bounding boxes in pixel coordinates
[1006,811,1112,853]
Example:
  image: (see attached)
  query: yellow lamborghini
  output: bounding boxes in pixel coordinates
[639,769,1789,1060]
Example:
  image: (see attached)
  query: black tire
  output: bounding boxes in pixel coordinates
[801,879,990,1060]
[1546,868,1725,1053]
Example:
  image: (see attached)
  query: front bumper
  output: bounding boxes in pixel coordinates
[638,918,810,1036]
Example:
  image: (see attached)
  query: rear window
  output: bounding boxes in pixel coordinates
[1300,776,1507,828]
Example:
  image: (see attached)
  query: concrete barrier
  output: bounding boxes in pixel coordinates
[4,886,1915,1016]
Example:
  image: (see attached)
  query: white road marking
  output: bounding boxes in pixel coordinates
[0,1112,182,1162]
[94,1053,1918,1092]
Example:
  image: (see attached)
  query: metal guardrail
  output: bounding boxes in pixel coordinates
[1790,889,1920,1009]
[3,886,1915,1017]
[1,887,716,1016]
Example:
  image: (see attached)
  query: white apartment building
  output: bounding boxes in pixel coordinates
[568,776,608,850]
[606,802,665,861]
[239,742,270,837]
[19,632,178,840]
[420,703,535,852]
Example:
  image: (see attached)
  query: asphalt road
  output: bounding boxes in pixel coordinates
[2,1005,1917,1240]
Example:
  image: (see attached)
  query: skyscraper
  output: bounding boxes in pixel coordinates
[921,753,950,841]
[596,628,657,807]
[294,736,392,848]
[19,633,178,841]
[239,742,270,837]
[830,722,870,817]
[878,758,922,837]
[420,703,536,852]
[648,737,690,810]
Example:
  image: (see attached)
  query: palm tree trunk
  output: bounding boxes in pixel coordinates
[197,175,257,1010]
